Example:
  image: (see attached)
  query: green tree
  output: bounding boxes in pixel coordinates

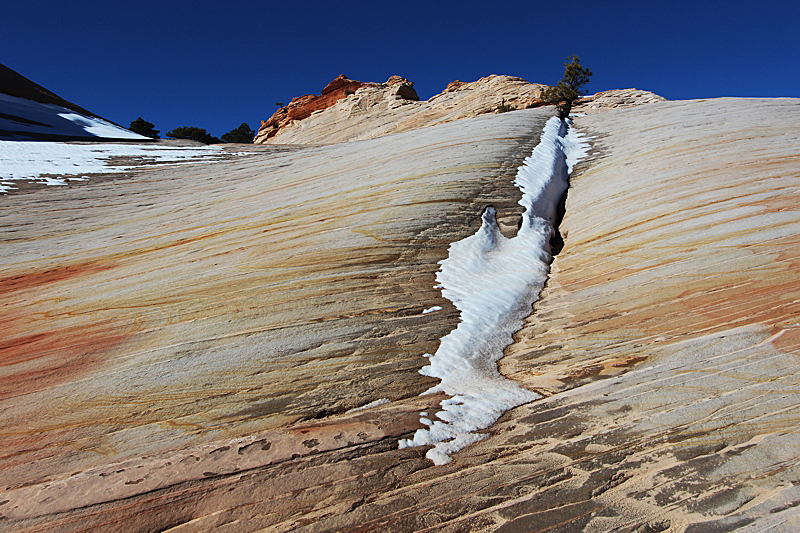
[495,98,516,113]
[540,55,593,118]
[129,117,159,139]
[221,122,255,143]
[166,126,221,144]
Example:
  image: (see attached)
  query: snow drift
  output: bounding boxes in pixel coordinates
[0,92,148,141]
[400,116,589,464]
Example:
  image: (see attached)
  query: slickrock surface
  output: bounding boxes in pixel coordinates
[255,75,549,145]
[573,87,666,111]
[0,109,551,530]
[237,97,798,533]
[4,97,800,533]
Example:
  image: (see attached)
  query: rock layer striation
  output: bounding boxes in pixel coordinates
[256,74,418,143]
[255,75,549,145]
[3,97,800,532]
[0,109,552,530]
[254,74,665,146]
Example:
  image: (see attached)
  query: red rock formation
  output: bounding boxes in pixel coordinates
[257,75,372,142]
[320,74,362,95]
[257,74,418,142]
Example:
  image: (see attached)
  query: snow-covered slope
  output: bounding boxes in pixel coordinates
[0,92,148,141]
[0,140,234,193]
[0,63,147,141]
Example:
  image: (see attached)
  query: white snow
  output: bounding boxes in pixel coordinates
[422,305,443,314]
[59,112,146,139]
[346,398,391,413]
[0,93,239,193]
[400,117,589,464]
[0,92,148,140]
[0,140,230,192]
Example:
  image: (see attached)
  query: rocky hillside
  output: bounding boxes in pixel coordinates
[254,74,664,145]
[0,63,100,118]
[255,74,419,143]
[253,74,547,145]
[0,63,147,141]
[3,92,800,532]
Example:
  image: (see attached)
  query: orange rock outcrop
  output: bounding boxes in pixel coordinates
[254,74,551,145]
[253,74,666,146]
[257,74,418,142]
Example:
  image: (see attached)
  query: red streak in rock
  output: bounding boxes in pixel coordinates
[0,261,115,294]
[0,260,128,400]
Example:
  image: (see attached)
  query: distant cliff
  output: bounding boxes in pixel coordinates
[254,74,664,144]
[256,74,418,143]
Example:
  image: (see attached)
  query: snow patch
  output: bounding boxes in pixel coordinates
[422,306,443,314]
[0,92,148,140]
[58,112,146,139]
[0,141,232,192]
[346,398,390,413]
[399,117,589,465]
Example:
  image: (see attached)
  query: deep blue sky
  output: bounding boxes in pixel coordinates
[3,0,798,136]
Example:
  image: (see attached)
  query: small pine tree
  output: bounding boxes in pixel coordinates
[129,117,159,139]
[540,55,593,118]
[495,98,516,113]
[166,126,221,144]
[221,123,255,143]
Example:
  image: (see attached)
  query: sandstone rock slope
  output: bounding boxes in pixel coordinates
[3,96,799,533]
[254,74,665,146]
[231,97,800,533]
[0,109,552,531]
[255,74,549,144]
[255,74,416,143]
[574,87,667,110]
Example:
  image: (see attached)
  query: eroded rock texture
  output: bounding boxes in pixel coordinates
[573,87,667,111]
[254,75,549,145]
[3,97,800,532]
[254,73,665,146]
[0,109,551,531]
[256,74,418,143]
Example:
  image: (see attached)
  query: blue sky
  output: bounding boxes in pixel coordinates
[3,0,798,137]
